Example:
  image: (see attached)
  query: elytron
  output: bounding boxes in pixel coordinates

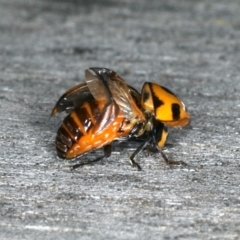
[51,68,190,170]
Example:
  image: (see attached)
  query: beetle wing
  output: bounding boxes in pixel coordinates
[51,68,117,116]
[86,68,145,133]
[52,68,145,134]
[85,68,120,133]
[85,68,142,115]
[51,82,92,116]
[99,69,145,121]
[85,68,115,102]
[84,68,141,114]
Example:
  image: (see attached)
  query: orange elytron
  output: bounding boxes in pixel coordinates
[51,68,190,170]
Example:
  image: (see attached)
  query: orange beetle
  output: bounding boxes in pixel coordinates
[52,68,190,170]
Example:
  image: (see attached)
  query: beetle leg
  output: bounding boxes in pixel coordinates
[129,134,187,168]
[103,144,112,158]
[129,159,141,171]
[129,137,152,170]
[71,144,112,170]
[157,147,188,166]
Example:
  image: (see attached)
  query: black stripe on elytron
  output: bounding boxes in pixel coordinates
[64,116,83,141]
[171,103,180,120]
[75,106,94,132]
[149,84,164,110]
[142,91,150,103]
[161,86,178,98]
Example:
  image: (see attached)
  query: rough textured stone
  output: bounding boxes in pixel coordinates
[0,0,239,239]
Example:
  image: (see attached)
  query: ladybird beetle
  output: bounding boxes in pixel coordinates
[51,68,190,170]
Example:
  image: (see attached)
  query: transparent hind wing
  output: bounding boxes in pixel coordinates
[107,73,144,121]
[51,82,92,115]
[85,68,113,102]
[51,68,117,116]
[85,68,139,116]
[85,68,145,133]
[52,68,145,134]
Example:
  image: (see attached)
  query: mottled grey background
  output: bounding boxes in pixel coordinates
[0,0,240,239]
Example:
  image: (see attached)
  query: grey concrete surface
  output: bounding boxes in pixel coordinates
[0,0,240,239]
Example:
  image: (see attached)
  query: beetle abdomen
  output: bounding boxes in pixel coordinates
[55,100,100,159]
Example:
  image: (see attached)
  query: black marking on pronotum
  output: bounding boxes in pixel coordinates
[171,103,180,120]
